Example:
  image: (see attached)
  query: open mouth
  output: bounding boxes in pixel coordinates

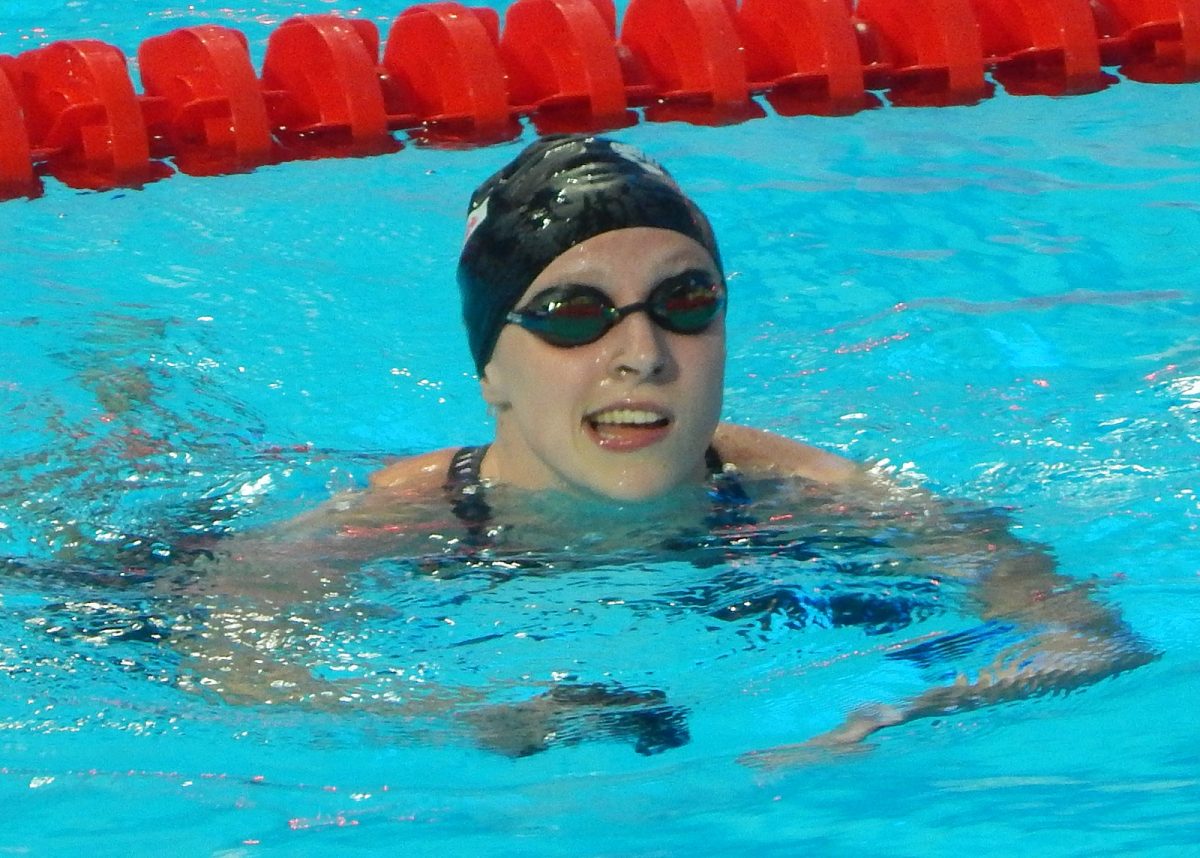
[585,407,672,451]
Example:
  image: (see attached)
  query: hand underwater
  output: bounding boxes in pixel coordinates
[737,703,904,770]
[462,683,691,758]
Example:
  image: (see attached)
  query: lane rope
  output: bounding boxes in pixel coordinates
[1,0,1197,199]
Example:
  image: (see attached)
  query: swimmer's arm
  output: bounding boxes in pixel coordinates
[795,621,1157,748]
[806,561,1152,748]
[744,521,1157,763]
[233,448,455,544]
[746,604,1155,765]
[726,450,1157,760]
[171,449,457,604]
[714,423,862,484]
[167,451,454,711]
[278,448,454,530]
[367,448,457,492]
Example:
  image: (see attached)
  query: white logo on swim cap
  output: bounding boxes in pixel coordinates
[611,142,672,182]
[463,197,490,245]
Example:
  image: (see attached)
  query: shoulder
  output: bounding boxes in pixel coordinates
[713,422,864,485]
[264,448,461,542]
[368,447,460,493]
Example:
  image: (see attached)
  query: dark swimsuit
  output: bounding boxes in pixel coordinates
[440,444,955,641]
[432,443,1018,756]
[443,444,751,543]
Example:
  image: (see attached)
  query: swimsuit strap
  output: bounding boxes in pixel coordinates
[445,445,493,543]
[444,443,752,534]
[704,445,754,528]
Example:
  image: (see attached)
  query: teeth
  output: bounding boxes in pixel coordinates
[590,408,667,425]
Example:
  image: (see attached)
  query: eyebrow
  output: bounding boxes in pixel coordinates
[539,264,717,297]
[551,249,717,282]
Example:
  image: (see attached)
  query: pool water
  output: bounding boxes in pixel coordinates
[3,2,1200,854]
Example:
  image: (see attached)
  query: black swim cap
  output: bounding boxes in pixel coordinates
[457,135,722,375]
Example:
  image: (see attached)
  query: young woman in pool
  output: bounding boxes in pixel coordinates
[203,135,1152,758]
[367,134,856,509]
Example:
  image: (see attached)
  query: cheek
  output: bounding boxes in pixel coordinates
[686,334,726,395]
[496,341,598,413]
[709,335,727,379]
[691,341,727,432]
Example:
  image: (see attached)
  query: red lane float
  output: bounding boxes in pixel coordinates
[383,3,520,144]
[737,0,875,117]
[622,0,766,124]
[0,55,38,198]
[2,0,1200,200]
[263,15,398,157]
[138,26,275,175]
[972,0,1111,95]
[500,0,636,133]
[855,0,992,106]
[1099,0,1200,83]
[9,40,171,190]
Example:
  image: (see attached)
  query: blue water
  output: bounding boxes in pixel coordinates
[3,2,1200,855]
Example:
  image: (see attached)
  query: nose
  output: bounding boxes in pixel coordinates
[607,308,673,380]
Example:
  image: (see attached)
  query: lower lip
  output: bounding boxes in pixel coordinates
[586,419,672,452]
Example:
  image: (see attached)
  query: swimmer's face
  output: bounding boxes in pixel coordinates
[481,227,726,501]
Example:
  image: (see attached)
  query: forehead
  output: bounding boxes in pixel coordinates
[529,227,719,289]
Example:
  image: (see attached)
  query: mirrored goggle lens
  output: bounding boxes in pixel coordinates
[512,275,724,347]
[650,280,723,333]
[518,293,616,346]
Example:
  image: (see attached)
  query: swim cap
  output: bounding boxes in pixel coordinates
[457,134,722,375]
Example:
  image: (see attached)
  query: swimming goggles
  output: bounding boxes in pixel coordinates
[505,270,725,347]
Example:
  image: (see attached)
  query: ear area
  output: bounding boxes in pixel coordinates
[479,364,511,409]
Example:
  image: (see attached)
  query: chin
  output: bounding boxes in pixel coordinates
[588,472,691,504]
[598,487,665,504]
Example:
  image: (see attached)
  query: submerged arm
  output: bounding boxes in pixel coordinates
[742,472,1158,762]
[807,545,1155,747]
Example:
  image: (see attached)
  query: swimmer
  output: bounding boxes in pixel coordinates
[266,134,864,558]
[196,135,1154,758]
[369,134,856,506]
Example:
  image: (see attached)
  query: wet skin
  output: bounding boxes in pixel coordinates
[478,227,727,501]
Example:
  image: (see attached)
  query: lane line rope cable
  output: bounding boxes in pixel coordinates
[1,0,1196,199]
